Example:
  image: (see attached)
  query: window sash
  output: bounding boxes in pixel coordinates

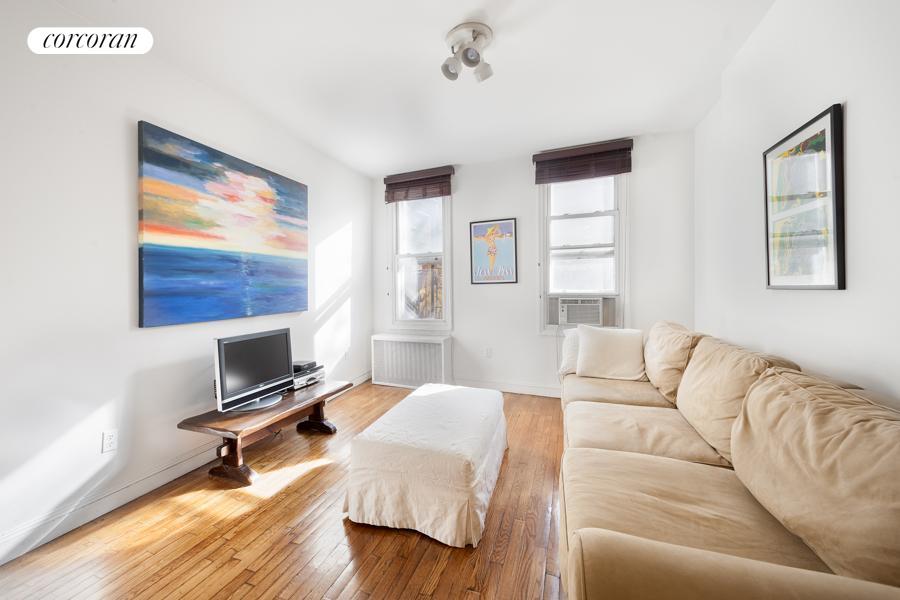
[394,255,444,321]
[548,209,619,293]
[396,252,443,260]
[548,243,614,251]
[548,210,617,220]
[392,196,450,327]
[547,250,618,295]
[538,176,626,331]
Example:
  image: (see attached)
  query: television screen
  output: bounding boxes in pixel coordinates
[215,329,293,411]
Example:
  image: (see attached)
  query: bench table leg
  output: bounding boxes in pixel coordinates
[296,401,337,434]
[209,437,257,486]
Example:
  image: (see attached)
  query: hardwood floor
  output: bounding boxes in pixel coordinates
[0,383,565,600]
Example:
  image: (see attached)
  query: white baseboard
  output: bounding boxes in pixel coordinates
[325,371,371,402]
[0,440,219,566]
[0,373,371,567]
[350,371,371,386]
[452,377,561,399]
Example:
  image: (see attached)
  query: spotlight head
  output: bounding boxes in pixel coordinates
[441,53,461,81]
[473,61,493,82]
[460,44,481,68]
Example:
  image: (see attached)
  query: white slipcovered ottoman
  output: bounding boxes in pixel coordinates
[344,384,507,547]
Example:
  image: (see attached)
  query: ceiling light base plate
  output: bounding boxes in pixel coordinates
[445,22,493,53]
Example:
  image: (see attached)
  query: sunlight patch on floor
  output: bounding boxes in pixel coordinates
[238,457,333,499]
[166,488,254,521]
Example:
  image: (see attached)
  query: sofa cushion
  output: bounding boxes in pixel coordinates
[732,369,900,587]
[564,402,730,467]
[643,321,704,402]
[802,371,862,390]
[559,448,828,581]
[561,375,671,408]
[676,337,798,463]
[558,327,579,377]
[575,325,646,380]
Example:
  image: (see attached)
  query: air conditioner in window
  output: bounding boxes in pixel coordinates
[558,298,603,325]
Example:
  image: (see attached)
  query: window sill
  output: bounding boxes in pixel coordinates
[390,320,452,333]
[539,324,623,336]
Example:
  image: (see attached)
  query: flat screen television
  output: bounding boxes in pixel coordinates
[214,328,294,412]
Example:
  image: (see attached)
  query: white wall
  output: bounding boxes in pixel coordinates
[0,2,373,564]
[372,132,695,397]
[629,134,695,329]
[693,0,900,404]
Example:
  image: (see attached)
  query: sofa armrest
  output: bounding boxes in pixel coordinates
[568,528,900,600]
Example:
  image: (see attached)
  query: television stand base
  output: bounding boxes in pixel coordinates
[296,399,338,434]
[296,417,337,434]
[209,462,257,486]
[177,380,351,487]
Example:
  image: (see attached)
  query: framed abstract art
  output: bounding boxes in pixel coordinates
[763,104,845,289]
[138,121,309,327]
[470,218,517,284]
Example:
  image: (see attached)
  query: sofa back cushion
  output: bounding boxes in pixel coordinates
[676,337,798,463]
[643,321,704,403]
[732,369,900,587]
[558,327,580,377]
[575,325,645,381]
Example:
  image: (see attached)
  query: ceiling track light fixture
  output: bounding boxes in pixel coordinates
[441,21,493,82]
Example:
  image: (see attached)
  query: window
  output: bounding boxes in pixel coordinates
[392,196,451,328]
[539,175,625,329]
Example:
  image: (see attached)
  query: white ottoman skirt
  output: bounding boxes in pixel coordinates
[344,384,508,548]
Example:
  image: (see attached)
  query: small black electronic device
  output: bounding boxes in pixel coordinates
[293,360,317,374]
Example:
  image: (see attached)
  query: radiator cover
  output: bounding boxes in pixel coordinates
[371,334,452,388]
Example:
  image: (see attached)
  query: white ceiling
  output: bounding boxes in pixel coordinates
[60,0,773,176]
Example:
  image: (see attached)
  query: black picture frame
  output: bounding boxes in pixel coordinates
[469,218,518,284]
[763,104,845,290]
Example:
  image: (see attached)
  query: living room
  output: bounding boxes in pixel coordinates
[1,1,898,599]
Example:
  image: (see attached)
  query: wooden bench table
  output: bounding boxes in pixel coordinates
[178,379,351,486]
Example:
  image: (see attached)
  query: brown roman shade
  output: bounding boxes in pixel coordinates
[533,138,633,184]
[384,165,455,203]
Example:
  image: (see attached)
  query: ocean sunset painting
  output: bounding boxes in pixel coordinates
[138,122,308,327]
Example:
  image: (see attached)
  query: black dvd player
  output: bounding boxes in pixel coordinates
[293,360,317,375]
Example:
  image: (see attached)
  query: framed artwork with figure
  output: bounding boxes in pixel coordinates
[763,104,845,290]
[470,218,517,284]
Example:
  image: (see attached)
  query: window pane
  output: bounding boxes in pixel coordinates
[549,249,615,294]
[397,256,443,320]
[550,177,614,216]
[397,197,443,254]
[549,215,614,247]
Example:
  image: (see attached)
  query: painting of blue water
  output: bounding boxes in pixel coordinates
[140,245,308,327]
[138,122,309,327]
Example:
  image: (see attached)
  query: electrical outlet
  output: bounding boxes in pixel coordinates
[484,347,493,359]
[101,429,118,454]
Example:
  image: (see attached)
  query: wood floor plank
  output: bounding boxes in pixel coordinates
[0,383,563,600]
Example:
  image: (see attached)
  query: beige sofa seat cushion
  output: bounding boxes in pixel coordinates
[561,374,671,408]
[732,369,900,587]
[564,402,730,467]
[559,448,828,582]
[567,529,900,600]
[676,337,798,463]
[643,321,704,402]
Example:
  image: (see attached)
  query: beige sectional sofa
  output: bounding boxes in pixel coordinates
[559,321,900,599]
